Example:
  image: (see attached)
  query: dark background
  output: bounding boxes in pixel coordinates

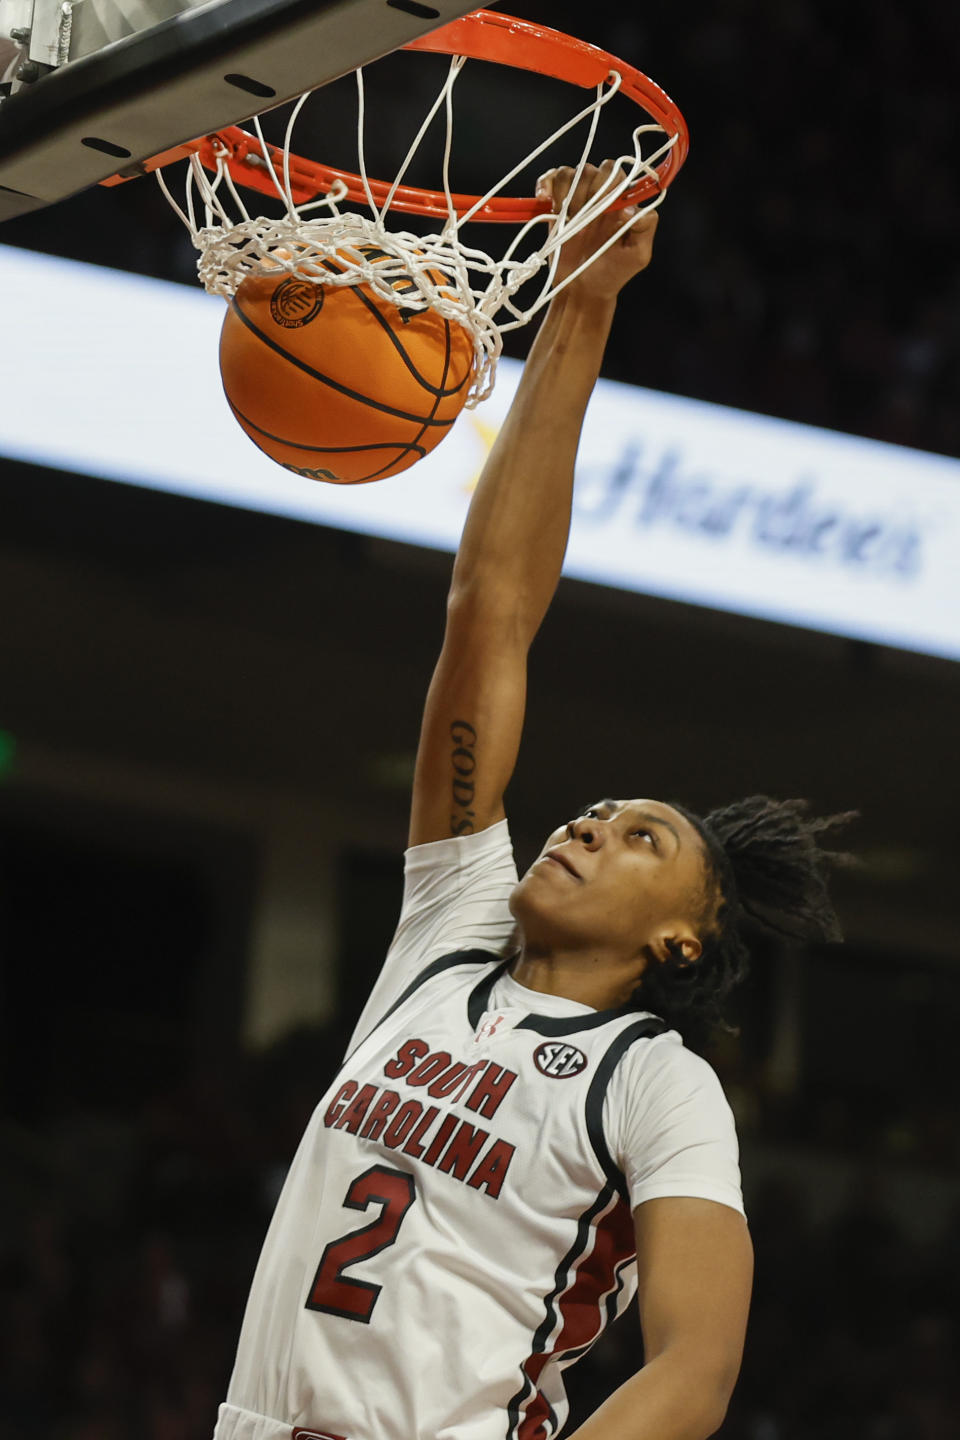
[1,2,959,1438]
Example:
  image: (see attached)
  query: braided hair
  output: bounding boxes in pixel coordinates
[634,796,856,1042]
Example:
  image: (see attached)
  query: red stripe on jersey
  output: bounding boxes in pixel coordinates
[516,1196,635,1440]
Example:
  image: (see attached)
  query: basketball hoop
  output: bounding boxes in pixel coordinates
[137,9,689,405]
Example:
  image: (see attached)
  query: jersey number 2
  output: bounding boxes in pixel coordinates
[305,1165,416,1323]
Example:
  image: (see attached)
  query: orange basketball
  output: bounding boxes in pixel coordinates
[219,252,475,484]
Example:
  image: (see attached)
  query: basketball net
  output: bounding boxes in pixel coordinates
[157,55,677,405]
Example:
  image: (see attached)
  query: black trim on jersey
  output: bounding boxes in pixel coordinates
[468,963,666,1038]
[516,1008,636,1036]
[585,1017,669,1202]
[353,948,504,1055]
[356,946,667,1065]
[505,1183,620,1440]
[467,958,513,1029]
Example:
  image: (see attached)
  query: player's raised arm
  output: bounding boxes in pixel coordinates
[409,165,659,847]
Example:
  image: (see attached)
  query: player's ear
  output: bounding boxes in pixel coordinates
[647,927,702,969]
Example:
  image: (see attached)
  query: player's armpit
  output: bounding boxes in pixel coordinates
[408,604,528,847]
[634,1196,753,1422]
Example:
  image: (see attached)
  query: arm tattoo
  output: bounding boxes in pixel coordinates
[449,719,478,836]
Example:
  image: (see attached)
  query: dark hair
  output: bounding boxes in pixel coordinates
[634,795,856,1043]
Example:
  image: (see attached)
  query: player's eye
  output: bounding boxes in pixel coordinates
[632,828,656,847]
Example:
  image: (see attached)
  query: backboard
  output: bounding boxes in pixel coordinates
[0,0,484,222]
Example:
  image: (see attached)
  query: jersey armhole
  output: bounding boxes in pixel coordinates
[584,1017,668,1201]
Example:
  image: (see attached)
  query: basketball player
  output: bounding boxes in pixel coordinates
[216,164,848,1440]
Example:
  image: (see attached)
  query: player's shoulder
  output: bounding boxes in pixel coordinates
[613,1025,729,1107]
[396,816,518,936]
[404,815,516,880]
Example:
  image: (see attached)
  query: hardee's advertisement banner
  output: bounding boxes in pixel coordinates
[1,244,958,661]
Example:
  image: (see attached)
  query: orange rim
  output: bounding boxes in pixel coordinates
[103,9,689,221]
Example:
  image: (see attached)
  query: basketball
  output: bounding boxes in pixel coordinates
[219,252,475,484]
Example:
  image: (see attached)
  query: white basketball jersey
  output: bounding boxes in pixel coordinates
[217,949,671,1440]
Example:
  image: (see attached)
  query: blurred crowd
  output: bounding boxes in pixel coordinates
[586,2,960,458]
[2,1026,957,1440]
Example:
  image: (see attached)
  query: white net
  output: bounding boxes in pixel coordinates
[158,54,678,405]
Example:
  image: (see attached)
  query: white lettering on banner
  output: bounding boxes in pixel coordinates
[0,244,957,661]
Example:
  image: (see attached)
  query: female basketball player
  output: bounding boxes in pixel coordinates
[216,165,849,1440]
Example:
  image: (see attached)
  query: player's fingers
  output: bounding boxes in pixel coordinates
[626,210,659,241]
[536,161,621,215]
[569,159,625,217]
[587,158,626,200]
[535,168,558,206]
[536,165,579,211]
[623,209,659,268]
[536,162,654,255]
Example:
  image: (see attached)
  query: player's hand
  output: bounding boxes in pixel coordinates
[536,159,659,304]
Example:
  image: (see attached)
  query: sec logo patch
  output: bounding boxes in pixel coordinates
[533,1041,588,1079]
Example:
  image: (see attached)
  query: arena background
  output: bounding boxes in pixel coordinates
[1,2,958,1436]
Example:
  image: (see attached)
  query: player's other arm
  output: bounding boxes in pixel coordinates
[571,1198,753,1440]
[409,167,659,846]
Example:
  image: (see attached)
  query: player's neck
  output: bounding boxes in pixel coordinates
[510,943,644,1011]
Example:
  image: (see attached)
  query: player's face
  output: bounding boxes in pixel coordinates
[509,797,710,968]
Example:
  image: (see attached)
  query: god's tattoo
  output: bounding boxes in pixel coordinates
[449,719,478,836]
